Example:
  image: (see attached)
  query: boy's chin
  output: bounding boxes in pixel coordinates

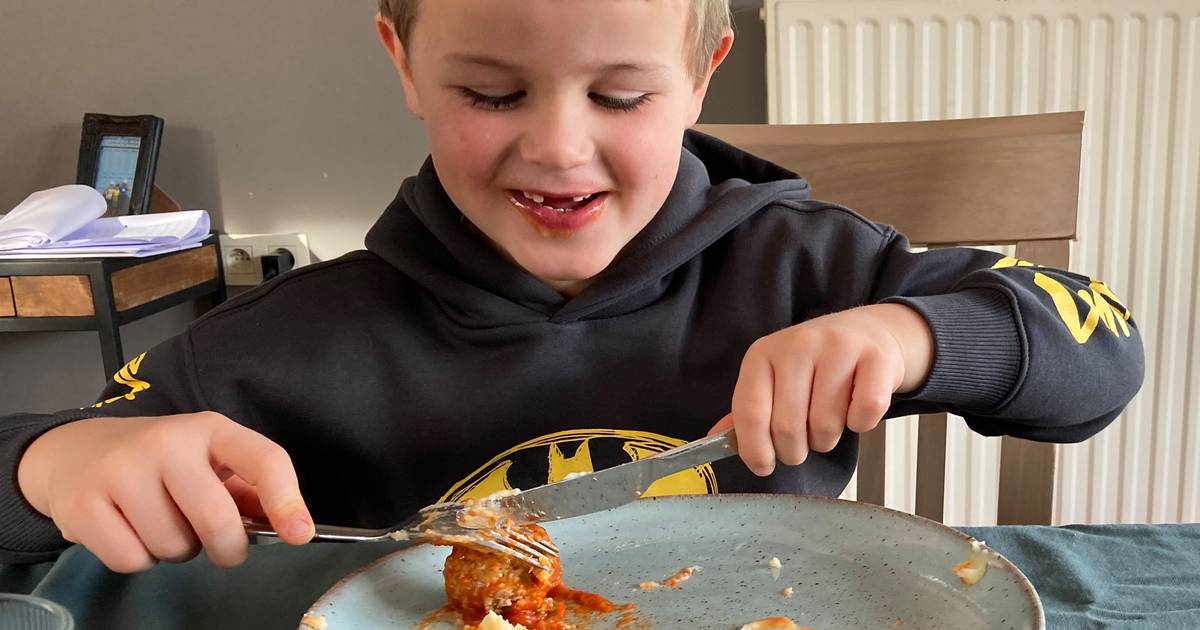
[521,257,614,293]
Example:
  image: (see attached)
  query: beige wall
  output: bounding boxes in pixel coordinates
[0,1,765,413]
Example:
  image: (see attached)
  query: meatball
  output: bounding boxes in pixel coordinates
[442,524,564,627]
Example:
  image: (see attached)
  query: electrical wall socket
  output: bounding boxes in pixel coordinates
[219,233,311,285]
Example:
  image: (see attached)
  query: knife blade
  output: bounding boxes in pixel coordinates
[480,429,739,526]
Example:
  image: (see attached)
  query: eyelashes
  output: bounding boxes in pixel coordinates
[457,88,651,113]
[459,88,524,110]
[589,93,651,112]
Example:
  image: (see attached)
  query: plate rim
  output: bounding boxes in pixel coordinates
[299,493,1046,629]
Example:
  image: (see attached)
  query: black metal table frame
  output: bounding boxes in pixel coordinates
[0,234,226,379]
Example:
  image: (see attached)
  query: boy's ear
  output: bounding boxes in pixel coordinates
[687,29,735,126]
[375,12,425,120]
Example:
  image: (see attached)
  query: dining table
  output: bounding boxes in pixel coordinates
[1,522,1197,629]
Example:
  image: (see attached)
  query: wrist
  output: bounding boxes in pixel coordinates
[16,420,95,517]
[864,303,934,393]
[17,432,55,517]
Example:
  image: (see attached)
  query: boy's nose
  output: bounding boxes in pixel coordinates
[518,104,594,170]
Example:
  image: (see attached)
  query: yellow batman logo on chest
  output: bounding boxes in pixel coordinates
[440,429,718,503]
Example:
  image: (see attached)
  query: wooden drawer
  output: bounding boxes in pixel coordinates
[0,277,14,317]
[10,275,94,317]
[111,244,219,311]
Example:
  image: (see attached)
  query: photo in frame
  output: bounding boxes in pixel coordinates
[75,113,164,217]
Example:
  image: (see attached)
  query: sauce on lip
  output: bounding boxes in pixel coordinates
[509,191,609,237]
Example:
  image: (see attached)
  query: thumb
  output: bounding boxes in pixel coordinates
[708,413,734,436]
[209,423,313,545]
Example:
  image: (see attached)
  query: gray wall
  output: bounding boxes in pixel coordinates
[0,1,765,414]
[703,6,768,124]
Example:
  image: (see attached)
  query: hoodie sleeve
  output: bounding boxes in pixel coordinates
[0,332,207,564]
[868,228,1144,443]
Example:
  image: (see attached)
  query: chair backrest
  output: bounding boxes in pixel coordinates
[696,112,1084,525]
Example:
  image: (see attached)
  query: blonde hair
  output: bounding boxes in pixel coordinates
[377,0,731,82]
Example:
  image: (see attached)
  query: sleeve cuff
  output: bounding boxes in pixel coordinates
[883,288,1025,411]
[0,410,106,561]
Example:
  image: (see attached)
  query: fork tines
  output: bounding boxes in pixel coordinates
[419,501,561,568]
[491,526,560,558]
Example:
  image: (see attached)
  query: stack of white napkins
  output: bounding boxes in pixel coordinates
[0,185,209,258]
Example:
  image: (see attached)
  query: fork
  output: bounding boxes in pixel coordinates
[242,502,559,569]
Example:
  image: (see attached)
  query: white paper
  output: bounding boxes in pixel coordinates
[0,185,210,259]
[0,242,204,258]
[0,185,106,250]
[54,210,210,246]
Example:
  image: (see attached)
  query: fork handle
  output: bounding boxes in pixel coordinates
[241,517,386,544]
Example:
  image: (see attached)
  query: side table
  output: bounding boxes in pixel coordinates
[0,233,226,379]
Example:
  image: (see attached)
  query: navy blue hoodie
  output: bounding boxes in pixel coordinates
[0,131,1144,563]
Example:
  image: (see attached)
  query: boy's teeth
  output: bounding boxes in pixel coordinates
[521,191,597,205]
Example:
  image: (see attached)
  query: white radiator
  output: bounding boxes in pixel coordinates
[764,0,1200,525]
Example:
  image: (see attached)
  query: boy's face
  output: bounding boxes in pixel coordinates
[377,1,731,295]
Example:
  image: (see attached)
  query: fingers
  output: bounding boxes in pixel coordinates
[33,413,312,574]
[224,475,267,520]
[707,413,734,436]
[67,496,155,574]
[729,317,907,477]
[731,346,776,476]
[847,348,894,433]
[108,477,200,564]
[808,352,855,453]
[770,359,813,466]
[161,460,251,568]
[209,423,313,545]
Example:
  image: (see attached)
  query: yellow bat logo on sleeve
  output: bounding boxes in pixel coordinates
[91,353,151,408]
[992,257,1132,344]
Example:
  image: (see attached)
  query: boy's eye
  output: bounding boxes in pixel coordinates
[589,93,651,112]
[459,88,524,111]
[456,88,650,113]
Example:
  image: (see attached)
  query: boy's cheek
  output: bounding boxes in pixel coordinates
[428,108,512,151]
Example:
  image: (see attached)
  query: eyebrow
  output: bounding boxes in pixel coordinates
[444,53,670,75]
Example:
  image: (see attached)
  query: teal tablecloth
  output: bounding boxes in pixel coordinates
[2,524,1198,629]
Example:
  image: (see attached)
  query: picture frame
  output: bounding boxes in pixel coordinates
[75,113,164,217]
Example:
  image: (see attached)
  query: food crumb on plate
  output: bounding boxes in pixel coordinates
[464,610,527,630]
[299,614,327,629]
[639,565,700,591]
[954,539,1002,586]
[663,566,700,587]
[782,586,794,598]
[740,616,814,630]
[767,556,782,580]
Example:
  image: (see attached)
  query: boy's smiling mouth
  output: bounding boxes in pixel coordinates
[507,189,609,237]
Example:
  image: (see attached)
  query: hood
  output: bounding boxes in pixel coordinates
[364,129,811,326]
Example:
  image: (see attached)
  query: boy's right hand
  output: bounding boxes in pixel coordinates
[16,412,314,573]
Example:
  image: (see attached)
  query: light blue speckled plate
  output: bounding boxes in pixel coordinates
[301,494,1043,630]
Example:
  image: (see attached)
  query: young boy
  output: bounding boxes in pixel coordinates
[1,0,1142,574]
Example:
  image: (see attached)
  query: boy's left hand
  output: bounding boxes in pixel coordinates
[709,304,933,476]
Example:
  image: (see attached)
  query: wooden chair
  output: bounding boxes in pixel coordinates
[696,112,1083,525]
